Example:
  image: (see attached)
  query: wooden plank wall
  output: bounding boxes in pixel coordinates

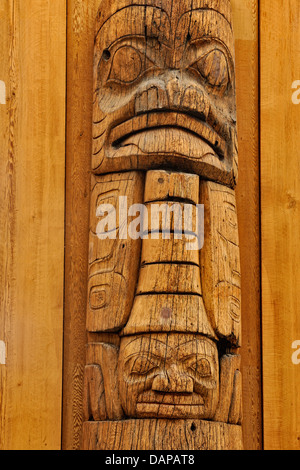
[0,0,66,450]
[260,0,300,450]
[1,0,300,451]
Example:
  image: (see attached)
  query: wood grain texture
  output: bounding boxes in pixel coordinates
[63,0,100,450]
[82,0,243,452]
[0,0,66,450]
[260,0,300,450]
[92,0,238,187]
[84,342,123,421]
[232,0,262,450]
[64,0,260,451]
[82,419,243,450]
[200,181,241,345]
[87,172,144,332]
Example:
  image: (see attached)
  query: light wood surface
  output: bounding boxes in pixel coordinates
[63,0,262,450]
[63,0,100,450]
[82,419,243,450]
[260,0,300,450]
[0,0,66,450]
[232,0,262,450]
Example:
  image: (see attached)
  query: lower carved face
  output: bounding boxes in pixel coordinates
[118,333,219,419]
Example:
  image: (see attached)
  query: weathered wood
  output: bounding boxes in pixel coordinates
[136,264,202,295]
[144,170,200,204]
[87,171,144,332]
[63,0,101,450]
[63,0,260,451]
[84,342,123,421]
[0,0,66,450]
[200,181,241,345]
[214,354,242,424]
[122,296,215,338]
[82,420,243,451]
[82,0,243,451]
[92,0,238,188]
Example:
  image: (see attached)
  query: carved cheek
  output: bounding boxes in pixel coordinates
[193,374,219,418]
[180,86,209,116]
[96,85,135,116]
[118,356,158,416]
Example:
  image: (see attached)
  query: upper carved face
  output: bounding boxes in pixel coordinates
[92,0,238,186]
[118,333,219,419]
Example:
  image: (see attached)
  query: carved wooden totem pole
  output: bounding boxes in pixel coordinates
[82,0,242,450]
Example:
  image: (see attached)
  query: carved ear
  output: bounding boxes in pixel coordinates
[213,354,242,425]
[84,364,107,421]
[84,342,124,421]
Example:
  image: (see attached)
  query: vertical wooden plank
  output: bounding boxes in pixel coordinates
[63,0,100,450]
[0,0,66,450]
[232,0,262,450]
[62,0,262,449]
[0,0,14,449]
[261,0,300,450]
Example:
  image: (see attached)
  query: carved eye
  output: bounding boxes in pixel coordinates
[108,46,142,84]
[130,356,157,376]
[189,358,212,377]
[196,49,229,90]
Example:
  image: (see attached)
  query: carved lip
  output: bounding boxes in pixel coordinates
[108,111,226,160]
[137,393,205,406]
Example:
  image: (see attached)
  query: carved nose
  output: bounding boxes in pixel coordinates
[134,71,208,118]
[165,71,207,116]
[166,71,183,108]
[152,366,194,394]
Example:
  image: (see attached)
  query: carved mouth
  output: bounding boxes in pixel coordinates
[108,111,226,160]
[135,401,206,418]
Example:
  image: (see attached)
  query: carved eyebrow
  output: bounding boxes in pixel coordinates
[189,37,233,60]
[175,10,234,54]
[176,8,233,32]
[124,352,163,364]
[175,340,216,360]
[100,35,170,58]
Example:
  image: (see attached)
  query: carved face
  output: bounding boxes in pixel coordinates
[118,333,219,419]
[93,0,237,186]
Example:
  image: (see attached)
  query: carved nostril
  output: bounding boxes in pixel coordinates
[152,373,169,392]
